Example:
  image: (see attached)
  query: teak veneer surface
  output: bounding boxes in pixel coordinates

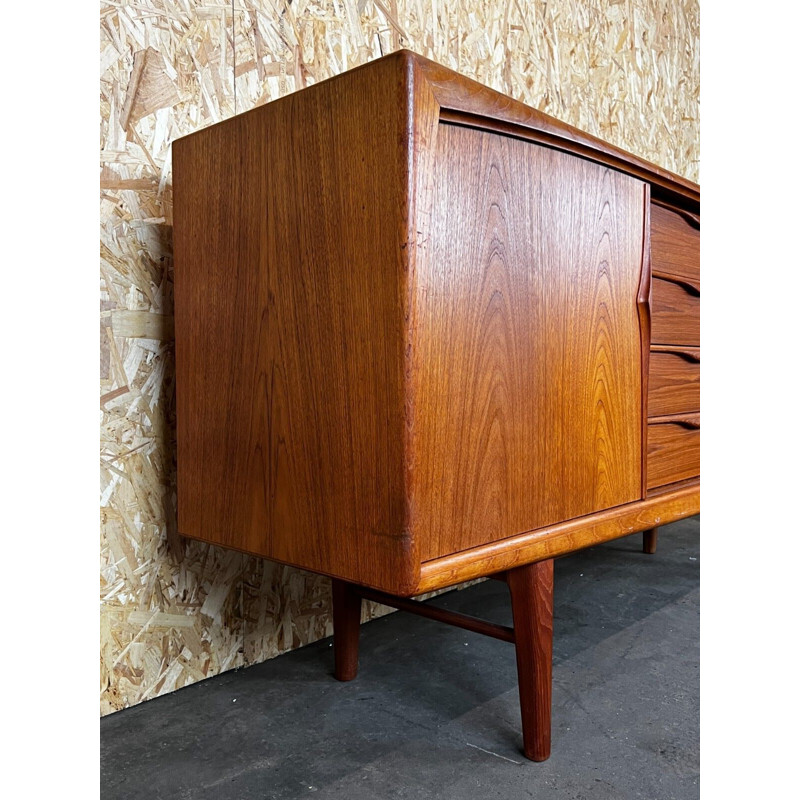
[651,277,700,347]
[647,419,701,489]
[415,481,699,592]
[174,49,700,597]
[175,55,416,593]
[509,560,554,761]
[411,55,699,211]
[413,123,646,560]
[648,348,700,417]
[650,203,700,288]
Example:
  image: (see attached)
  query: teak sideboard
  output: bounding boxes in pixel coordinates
[173,50,699,762]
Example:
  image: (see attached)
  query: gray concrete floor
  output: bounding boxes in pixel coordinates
[101,517,699,800]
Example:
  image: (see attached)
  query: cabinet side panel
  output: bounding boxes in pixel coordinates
[412,124,645,560]
[174,56,416,593]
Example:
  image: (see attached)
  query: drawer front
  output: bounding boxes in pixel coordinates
[647,419,700,489]
[648,349,700,417]
[651,203,700,287]
[651,277,700,346]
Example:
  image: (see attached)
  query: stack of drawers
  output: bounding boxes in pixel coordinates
[647,203,700,491]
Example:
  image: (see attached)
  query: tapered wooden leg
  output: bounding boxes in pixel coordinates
[643,527,659,554]
[331,579,361,681]
[507,559,554,762]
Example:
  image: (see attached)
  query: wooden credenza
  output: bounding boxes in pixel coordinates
[173,50,699,762]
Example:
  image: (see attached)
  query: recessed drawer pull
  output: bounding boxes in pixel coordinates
[652,200,700,229]
[649,413,700,429]
[652,271,700,295]
[650,344,700,362]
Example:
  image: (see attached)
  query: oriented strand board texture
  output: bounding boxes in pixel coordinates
[99,0,700,714]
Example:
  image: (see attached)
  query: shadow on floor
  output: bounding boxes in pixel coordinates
[101,516,700,800]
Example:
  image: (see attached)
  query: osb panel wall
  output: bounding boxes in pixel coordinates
[100,0,699,714]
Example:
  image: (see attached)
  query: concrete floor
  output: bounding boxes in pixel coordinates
[101,517,699,800]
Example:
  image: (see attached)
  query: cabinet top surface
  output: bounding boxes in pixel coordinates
[175,48,699,210]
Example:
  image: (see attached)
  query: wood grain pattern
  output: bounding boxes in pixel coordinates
[651,344,700,358]
[411,123,646,560]
[649,412,700,428]
[648,348,700,416]
[508,559,554,761]
[175,49,699,600]
[647,420,700,489]
[651,200,700,228]
[411,52,699,211]
[108,4,699,716]
[651,276,700,346]
[415,481,699,593]
[651,202,700,287]
[172,48,701,760]
[175,51,419,594]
